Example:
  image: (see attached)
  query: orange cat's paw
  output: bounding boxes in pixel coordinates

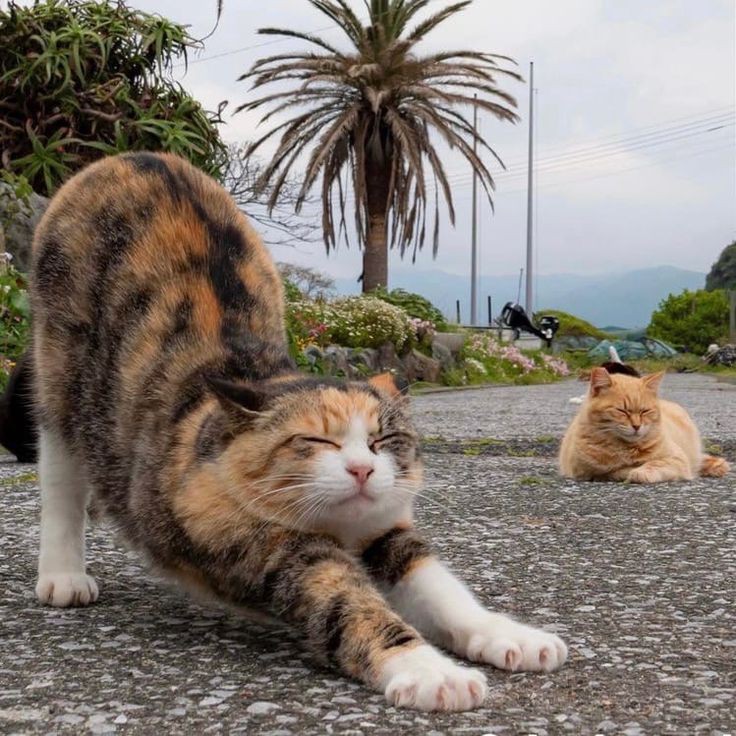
[627,466,662,484]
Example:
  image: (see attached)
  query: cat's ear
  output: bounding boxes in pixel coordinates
[369,372,409,399]
[207,377,268,428]
[642,371,665,393]
[590,366,613,396]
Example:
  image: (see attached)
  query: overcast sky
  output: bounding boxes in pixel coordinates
[53,1,736,281]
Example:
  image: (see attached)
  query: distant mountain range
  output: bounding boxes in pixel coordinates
[335,265,706,329]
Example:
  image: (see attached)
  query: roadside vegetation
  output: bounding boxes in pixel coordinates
[1,1,733,393]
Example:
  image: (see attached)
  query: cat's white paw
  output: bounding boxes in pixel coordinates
[380,644,487,711]
[464,617,567,672]
[36,573,99,607]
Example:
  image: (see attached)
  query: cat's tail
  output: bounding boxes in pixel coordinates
[0,351,38,463]
[608,345,622,364]
[700,455,730,477]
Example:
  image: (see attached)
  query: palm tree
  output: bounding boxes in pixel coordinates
[238,0,520,292]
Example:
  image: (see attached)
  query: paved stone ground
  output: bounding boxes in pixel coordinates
[1,374,734,735]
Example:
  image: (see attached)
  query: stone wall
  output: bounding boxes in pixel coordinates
[0,183,49,270]
[302,337,464,384]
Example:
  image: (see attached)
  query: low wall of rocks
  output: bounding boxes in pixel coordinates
[301,338,462,383]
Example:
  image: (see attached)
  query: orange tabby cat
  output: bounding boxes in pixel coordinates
[559,368,730,483]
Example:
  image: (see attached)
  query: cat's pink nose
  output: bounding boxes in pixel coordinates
[632,424,641,433]
[347,463,374,485]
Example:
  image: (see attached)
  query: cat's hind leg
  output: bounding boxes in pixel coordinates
[700,455,730,477]
[35,429,98,607]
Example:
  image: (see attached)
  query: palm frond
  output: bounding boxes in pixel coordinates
[237,0,520,287]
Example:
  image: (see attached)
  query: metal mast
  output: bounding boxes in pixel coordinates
[525,61,534,314]
[470,95,479,325]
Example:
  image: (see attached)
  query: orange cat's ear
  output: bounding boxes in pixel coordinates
[590,366,613,396]
[368,372,408,399]
[642,371,665,393]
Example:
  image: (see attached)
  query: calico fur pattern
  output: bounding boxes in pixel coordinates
[30,152,566,711]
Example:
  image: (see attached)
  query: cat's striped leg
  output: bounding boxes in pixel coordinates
[363,527,567,673]
[35,429,98,607]
[193,531,486,711]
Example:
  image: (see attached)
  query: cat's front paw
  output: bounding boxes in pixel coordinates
[36,573,99,607]
[379,644,487,711]
[627,466,661,484]
[463,616,567,673]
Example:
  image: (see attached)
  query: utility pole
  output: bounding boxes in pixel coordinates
[470,94,479,325]
[525,61,534,315]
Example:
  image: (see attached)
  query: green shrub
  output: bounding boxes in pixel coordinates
[282,277,303,304]
[371,287,448,330]
[328,296,413,350]
[285,298,332,359]
[0,0,226,195]
[648,289,729,354]
[445,332,571,386]
[534,309,609,340]
[285,294,414,354]
[0,262,30,388]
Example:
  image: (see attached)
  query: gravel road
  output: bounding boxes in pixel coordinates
[1,373,734,735]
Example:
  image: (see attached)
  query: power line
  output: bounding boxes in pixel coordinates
[177,25,337,68]
[449,108,734,184]
[451,139,735,200]
[447,116,735,188]
[477,106,735,173]
[490,111,735,175]
[447,110,735,184]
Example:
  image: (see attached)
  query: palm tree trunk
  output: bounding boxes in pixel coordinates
[362,156,391,293]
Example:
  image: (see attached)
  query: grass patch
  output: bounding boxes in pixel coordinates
[517,475,544,486]
[0,470,38,488]
[507,448,539,457]
[462,437,506,456]
[535,309,609,340]
[535,435,557,444]
[462,446,482,456]
[704,440,724,455]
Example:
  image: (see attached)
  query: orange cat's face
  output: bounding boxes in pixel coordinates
[586,368,664,443]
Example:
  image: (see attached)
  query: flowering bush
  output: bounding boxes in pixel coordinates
[285,295,415,354]
[327,296,413,350]
[541,353,571,377]
[285,299,333,356]
[409,317,436,348]
[0,259,29,389]
[370,287,447,330]
[453,332,571,386]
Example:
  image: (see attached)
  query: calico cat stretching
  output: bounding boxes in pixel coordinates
[560,367,730,482]
[30,152,566,711]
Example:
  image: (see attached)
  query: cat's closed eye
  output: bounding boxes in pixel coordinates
[299,436,342,449]
[367,433,396,453]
